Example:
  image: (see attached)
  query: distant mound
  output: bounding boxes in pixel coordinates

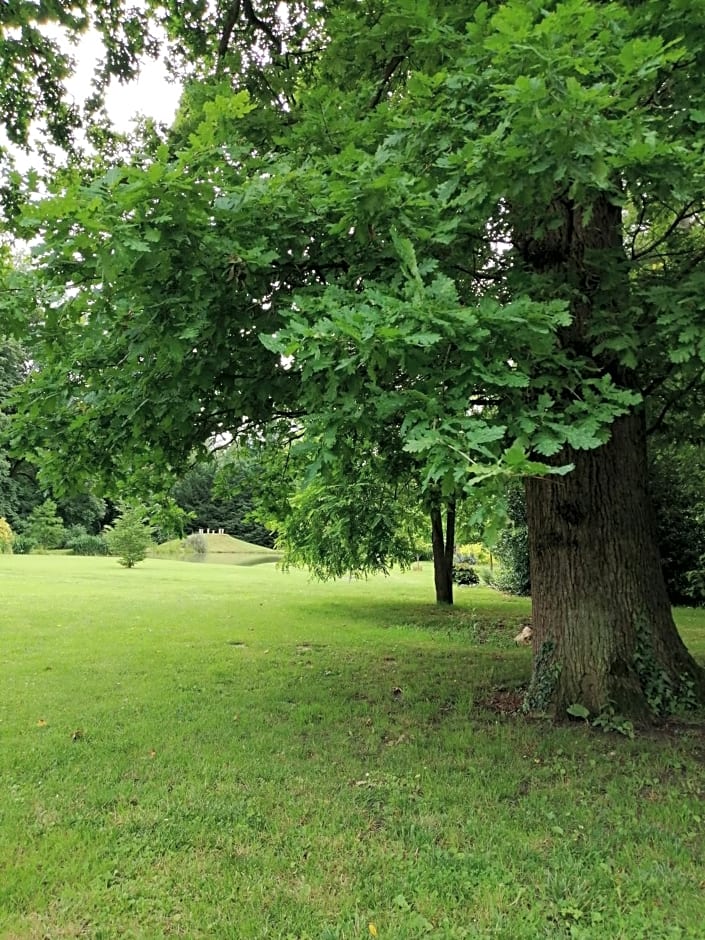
[200,533,277,555]
[150,533,280,566]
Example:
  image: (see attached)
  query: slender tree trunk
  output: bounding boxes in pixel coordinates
[525,410,705,718]
[430,501,456,605]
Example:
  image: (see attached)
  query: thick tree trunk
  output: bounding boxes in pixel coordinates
[430,501,456,605]
[525,409,705,719]
[513,192,705,719]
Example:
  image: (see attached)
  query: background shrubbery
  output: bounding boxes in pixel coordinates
[650,442,705,606]
[492,482,531,597]
[67,533,110,556]
[452,562,480,586]
[0,516,13,553]
[184,532,208,556]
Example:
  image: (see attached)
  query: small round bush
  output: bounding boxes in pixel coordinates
[185,532,208,555]
[68,533,110,556]
[452,562,480,586]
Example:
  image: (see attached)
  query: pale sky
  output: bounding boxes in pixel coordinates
[66,29,183,132]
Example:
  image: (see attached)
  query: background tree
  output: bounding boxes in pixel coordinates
[24,499,65,550]
[105,504,153,568]
[55,492,108,534]
[172,452,274,547]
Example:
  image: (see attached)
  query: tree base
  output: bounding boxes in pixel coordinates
[525,412,705,722]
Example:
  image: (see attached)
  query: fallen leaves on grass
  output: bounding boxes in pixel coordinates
[479,687,526,716]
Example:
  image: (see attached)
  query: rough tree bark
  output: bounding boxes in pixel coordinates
[525,411,705,718]
[430,500,456,606]
[517,194,705,719]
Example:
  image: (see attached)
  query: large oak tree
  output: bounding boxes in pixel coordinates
[9,0,705,719]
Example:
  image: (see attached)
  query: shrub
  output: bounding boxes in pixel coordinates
[68,533,110,556]
[185,532,208,555]
[104,504,154,568]
[475,564,496,586]
[64,524,88,544]
[452,562,480,586]
[12,534,36,554]
[455,542,493,566]
[413,541,434,562]
[0,516,13,554]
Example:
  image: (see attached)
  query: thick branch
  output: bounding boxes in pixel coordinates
[216,0,242,71]
[632,201,700,262]
[369,50,408,109]
[647,373,703,436]
[242,0,281,54]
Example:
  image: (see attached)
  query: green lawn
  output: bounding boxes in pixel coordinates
[1,555,704,939]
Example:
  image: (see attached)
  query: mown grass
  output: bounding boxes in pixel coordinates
[1,555,704,939]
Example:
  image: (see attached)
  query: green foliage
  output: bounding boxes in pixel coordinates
[104,504,153,568]
[492,483,531,596]
[650,442,705,606]
[184,532,208,555]
[24,499,65,550]
[0,515,13,553]
[452,563,480,586]
[0,336,38,528]
[525,641,561,713]
[259,432,429,580]
[11,534,35,554]
[276,473,421,580]
[591,706,635,740]
[14,1,668,499]
[173,456,274,548]
[475,565,495,586]
[633,629,698,717]
[67,533,110,556]
[0,0,319,218]
[56,493,107,535]
[144,495,193,543]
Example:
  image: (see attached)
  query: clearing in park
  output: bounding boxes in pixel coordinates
[2,554,704,939]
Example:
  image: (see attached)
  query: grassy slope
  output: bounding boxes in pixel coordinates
[1,555,704,939]
[193,533,278,554]
[150,532,280,566]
